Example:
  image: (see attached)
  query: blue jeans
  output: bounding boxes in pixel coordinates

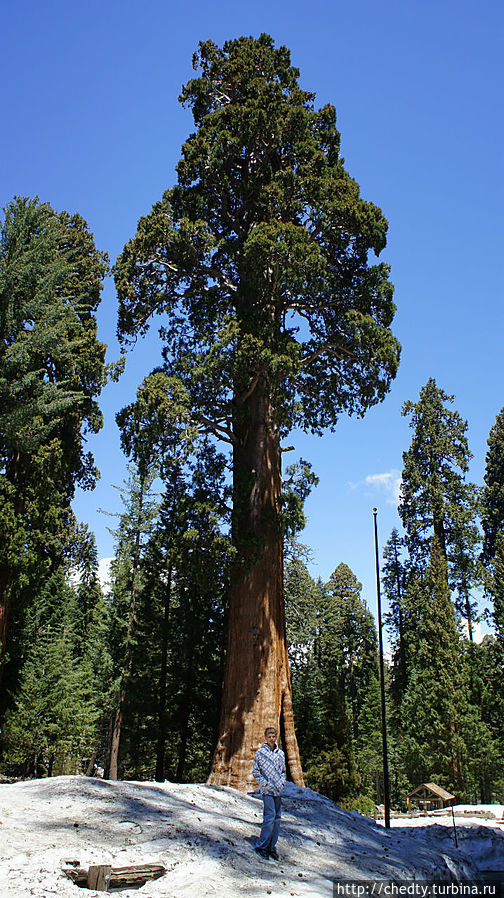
[256,795,282,851]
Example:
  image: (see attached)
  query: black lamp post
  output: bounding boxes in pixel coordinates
[373,507,391,829]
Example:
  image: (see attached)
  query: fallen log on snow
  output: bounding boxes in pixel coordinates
[63,862,166,891]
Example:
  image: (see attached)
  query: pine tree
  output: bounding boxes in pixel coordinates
[108,448,231,783]
[285,563,329,767]
[482,407,504,566]
[285,556,319,672]
[325,564,382,804]
[399,538,464,792]
[394,538,500,801]
[460,637,503,802]
[107,466,161,779]
[382,529,409,705]
[476,409,504,798]
[399,379,481,639]
[481,409,504,647]
[107,373,231,781]
[1,569,102,776]
[71,528,114,776]
[115,34,400,789]
[385,387,504,802]
[285,564,354,788]
[0,196,109,681]
[326,564,379,742]
[285,559,380,807]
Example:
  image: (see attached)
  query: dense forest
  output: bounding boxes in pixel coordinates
[1,36,503,810]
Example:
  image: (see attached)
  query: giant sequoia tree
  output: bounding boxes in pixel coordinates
[115,35,400,789]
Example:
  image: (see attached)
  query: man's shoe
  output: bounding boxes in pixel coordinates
[269,849,280,860]
[254,847,269,859]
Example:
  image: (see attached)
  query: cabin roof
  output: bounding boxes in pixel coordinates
[406,782,455,801]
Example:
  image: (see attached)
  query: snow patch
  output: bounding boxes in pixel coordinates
[0,777,500,897]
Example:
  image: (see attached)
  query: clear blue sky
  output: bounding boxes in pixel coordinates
[2,0,503,624]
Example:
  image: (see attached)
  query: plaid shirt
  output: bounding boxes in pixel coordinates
[252,743,286,796]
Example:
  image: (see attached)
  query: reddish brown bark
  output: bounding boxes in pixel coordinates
[109,686,127,781]
[0,453,22,682]
[108,476,145,781]
[207,384,304,791]
[155,565,172,782]
[0,573,11,683]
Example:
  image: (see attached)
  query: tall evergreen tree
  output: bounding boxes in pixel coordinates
[1,567,104,777]
[394,535,500,801]
[399,538,464,792]
[382,529,411,706]
[107,372,231,781]
[326,564,379,742]
[107,465,161,779]
[285,559,380,807]
[115,34,400,788]
[399,378,480,638]
[325,564,382,804]
[108,446,231,783]
[0,196,109,679]
[160,466,230,783]
[285,565,359,803]
[478,409,504,793]
[481,407,504,566]
[107,370,190,779]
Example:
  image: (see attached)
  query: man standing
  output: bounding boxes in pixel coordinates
[252,727,286,859]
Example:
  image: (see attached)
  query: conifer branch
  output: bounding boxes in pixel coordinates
[196,415,236,445]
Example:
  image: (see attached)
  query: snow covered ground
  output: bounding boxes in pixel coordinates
[0,776,503,897]
[383,807,504,879]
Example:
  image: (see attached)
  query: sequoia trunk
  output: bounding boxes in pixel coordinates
[207,383,304,790]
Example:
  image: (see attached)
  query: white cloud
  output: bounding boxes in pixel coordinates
[349,469,402,507]
[365,470,402,506]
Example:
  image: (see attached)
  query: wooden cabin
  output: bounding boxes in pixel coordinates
[406,782,455,812]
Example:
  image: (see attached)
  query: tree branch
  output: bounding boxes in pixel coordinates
[144,253,238,296]
[196,415,236,446]
[233,372,260,407]
[301,342,356,366]
[145,255,179,273]
[301,345,344,366]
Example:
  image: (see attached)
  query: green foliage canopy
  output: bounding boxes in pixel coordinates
[115,34,400,443]
[0,195,109,675]
[0,196,109,489]
[482,407,504,565]
[399,378,480,626]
